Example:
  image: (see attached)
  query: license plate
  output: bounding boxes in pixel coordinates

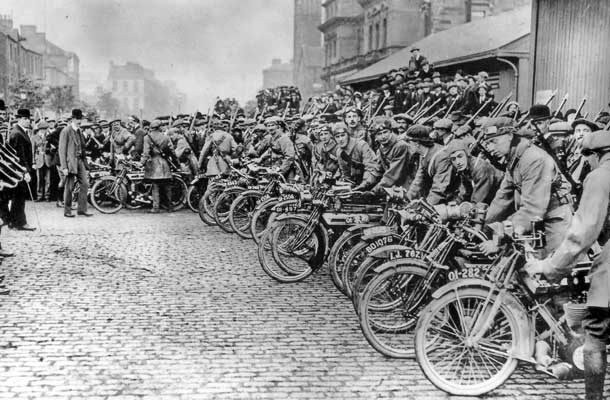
[364,235,395,254]
[345,214,370,224]
[388,249,423,260]
[447,264,487,281]
[363,225,392,237]
[279,194,297,201]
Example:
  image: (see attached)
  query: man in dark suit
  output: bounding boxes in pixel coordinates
[129,115,147,160]
[7,109,35,230]
[59,109,92,218]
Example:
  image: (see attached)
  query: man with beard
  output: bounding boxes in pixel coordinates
[333,122,379,190]
[343,107,368,144]
[446,138,502,204]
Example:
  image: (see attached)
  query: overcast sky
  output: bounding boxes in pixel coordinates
[0,0,294,110]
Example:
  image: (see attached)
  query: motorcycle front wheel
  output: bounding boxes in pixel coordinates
[90,176,127,214]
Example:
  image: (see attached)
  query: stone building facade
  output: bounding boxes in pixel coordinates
[293,0,324,101]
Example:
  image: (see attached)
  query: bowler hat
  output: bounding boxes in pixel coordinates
[71,109,83,120]
[17,109,30,119]
[528,104,551,121]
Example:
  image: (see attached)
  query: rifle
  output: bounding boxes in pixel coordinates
[413,98,441,121]
[517,89,558,126]
[575,97,587,118]
[551,93,568,118]
[412,98,430,120]
[443,97,458,118]
[405,102,419,116]
[419,107,447,125]
[281,103,289,120]
[531,122,581,202]
[462,98,493,128]
[489,92,512,118]
[367,96,387,123]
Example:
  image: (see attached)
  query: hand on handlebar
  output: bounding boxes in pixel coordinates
[478,240,500,256]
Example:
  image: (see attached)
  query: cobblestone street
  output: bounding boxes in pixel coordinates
[0,203,594,399]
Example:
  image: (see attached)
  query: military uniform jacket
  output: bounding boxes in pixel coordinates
[131,126,147,158]
[269,132,296,176]
[546,154,610,307]
[375,135,414,190]
[142,131,175,180]
[407,143,456,205]
[313,140,339,175]
[9,124,32,173]
[486,139,572,234]
[335,138,380,186]
[455,158,503,205]
[112,128,135,155]
[198,130,238,175]
[349,125,369,145]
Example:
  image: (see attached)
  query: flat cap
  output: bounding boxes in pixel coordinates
[548,121,573,136]
[393,113,413,123]
[433,118,453,131]
[405,124,433,144]
[332,122,349,134]
[446,138,470,155]
[150,120,163,129]
[582,130,610,151]
[571,118,600,132]
[481,117,516,139]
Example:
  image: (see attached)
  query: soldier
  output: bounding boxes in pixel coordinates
[445,138,503,204]
[479,117,573,257]
[525,129,610,400]
[430,118,454,145]
[406,124,457,205]
[312,125,339,179]
[142,120,177,213]
[333,122,379,189]
[129,115,147,160]
[198,120,239,177]
[110,119,135,156]
[343,107,368,143]
[370,117,415,191]
[257,116,296,179]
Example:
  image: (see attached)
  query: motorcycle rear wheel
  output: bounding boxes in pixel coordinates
[229,191,262,239]
[90,176,127,214]
[327,230,363,296]
[198,187,220,225]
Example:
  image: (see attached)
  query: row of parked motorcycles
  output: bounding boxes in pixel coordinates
[190,160,592,396]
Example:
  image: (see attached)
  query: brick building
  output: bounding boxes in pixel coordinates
[0,16,44,103]
[293,0,324,101]
[105,61,186,119]
[18,23,80,99]
[262,58,293,89]
[319,0,530,89]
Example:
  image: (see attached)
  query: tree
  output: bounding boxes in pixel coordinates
[8,77,45,110]
[45,85,76,116]
[96,92,120,119]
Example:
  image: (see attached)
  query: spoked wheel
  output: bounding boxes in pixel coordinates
[358,262,430,358]
[415,287,519,395]
[342,240,371,299]
[229,190,262,239]
[187,180,207,212]
[169,175,188,211]
[327,230,363,296]
[250,197,279,244]
[352,255,387,312]
[198,187,221,225]
[213,189,243,232]
[90,176,127,214]
[259,218,319,283]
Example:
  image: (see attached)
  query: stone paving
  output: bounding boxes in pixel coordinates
[0,202,597,399]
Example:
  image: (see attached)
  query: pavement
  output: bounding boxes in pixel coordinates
[0,201,596,399]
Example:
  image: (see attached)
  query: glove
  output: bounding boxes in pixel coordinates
[524,258,553,278]
[478,240,500,256]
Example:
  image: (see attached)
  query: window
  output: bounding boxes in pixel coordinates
[368,25,373,51]
[375,23,380,50]
[382,18,387,48]
[123,80,128,91]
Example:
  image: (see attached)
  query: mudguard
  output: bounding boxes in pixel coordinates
[431,278,533,359]
[273,214,329,269]
[372,256,428,274]
[238,189,264,198]
[222,186,246,196]
[368,243,418,260]
[346,223,377,233]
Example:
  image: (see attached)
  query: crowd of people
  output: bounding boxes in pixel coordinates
[1,54,610,397]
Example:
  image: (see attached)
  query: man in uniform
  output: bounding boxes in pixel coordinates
[370,117,414,191]
[406,124,457,205]
[344,107,368,143]
[525,129,610,400]
[256,116,296,179]
[312,125,339,178]
[142,120,178,213]
[333,122,379,189]
[480,117,572,257]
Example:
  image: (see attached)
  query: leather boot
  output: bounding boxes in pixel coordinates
[584,335,607,400]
